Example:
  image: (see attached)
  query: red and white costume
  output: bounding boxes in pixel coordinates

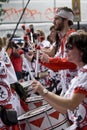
[65,65,87,129]
[40,29,77,94]
[0,48,29,130]
[0,57,18,129]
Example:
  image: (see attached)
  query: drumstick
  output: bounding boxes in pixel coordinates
[35,46,40,78]
[30,32,34,43]
[23,28,34,51]
[24,35,35,51]
[26,29,33,43]
[35,50,39,78]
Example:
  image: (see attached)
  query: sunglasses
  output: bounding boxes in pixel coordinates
[65,44,73,50]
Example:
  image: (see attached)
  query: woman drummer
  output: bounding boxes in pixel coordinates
[31,31,87,130]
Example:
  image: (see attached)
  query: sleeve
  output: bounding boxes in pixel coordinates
[40,57,77,72]
[74,72,87,96]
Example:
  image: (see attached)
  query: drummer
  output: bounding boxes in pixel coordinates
[32,31,87,129]
[0,37,29,130]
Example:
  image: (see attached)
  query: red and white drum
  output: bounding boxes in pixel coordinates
[18,104,70,130]
[26,96,47,110]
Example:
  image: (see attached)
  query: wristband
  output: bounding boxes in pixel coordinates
[41,88,48,96]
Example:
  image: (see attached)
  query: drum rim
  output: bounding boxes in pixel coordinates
[18,104,52,121]
[19,80,33,88]
[25,96,43,102]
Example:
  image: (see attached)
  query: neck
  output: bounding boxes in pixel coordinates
[77,62,85,68]
[59,26,70,38]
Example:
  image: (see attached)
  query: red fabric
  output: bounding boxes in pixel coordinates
[0,126,10,130]
[12,125,20,130]
[4,104,12,109]
[60,28,75,57]
[20,99,29,112]
[0,125,20,130]
[40,57,77,72]
[76,126,87,130]
[74,87,87,96]
[81,126,87,130]
[11,50,22,72]
[40,29,76,72]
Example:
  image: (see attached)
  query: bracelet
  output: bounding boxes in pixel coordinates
[41,88,48,96]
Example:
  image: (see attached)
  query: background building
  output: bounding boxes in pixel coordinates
[0,0,87,37]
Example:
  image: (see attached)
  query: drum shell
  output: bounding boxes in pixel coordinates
[26,96,47,110]
[18,104,70,130]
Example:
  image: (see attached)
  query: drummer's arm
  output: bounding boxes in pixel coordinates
[43,92,67,114]
[42,91,85,114]
[32,80,67,114]
[40,55,77,72]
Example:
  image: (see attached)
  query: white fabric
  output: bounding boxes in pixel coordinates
[40,40,50,48]
[56,9,74,22]
[0,48,5,59]
[50,42,56,50]
[0,48,17,84]
[21,54,34,80]
[5,52,18,84]
[64,65,87,128]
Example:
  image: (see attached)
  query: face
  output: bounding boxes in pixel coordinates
[66,44,82,65]
[53,16,65,31]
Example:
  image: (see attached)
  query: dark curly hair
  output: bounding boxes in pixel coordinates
[66,30,87,64]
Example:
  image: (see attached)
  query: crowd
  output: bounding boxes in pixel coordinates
[0,6,87,130]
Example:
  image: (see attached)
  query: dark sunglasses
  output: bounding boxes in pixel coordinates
[65,44,73,50]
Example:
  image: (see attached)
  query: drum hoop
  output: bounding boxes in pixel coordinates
[18,104,52,121]
[25,96,43,103]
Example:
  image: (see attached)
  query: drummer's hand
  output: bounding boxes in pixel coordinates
[31,80,44,95]
[39,52,50,63]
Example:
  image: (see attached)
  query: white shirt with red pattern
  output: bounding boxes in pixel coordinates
[57,29,77,95]
[65,65,87,129]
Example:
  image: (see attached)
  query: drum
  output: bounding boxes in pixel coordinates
[26,96,47,110]
[19,80,36,97]
[18,104,70,130]
[19,80,33,89]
